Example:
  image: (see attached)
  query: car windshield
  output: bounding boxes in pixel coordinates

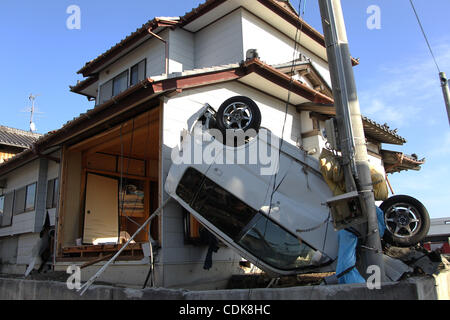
[176,167,317,271]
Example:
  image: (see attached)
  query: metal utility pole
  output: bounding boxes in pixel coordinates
[440,72,450,125]
[318,0,385,279]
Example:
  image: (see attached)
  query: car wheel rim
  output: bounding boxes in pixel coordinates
[384,203,422,239]
[223,102,253,130]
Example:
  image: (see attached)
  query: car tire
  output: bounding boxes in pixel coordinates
[380,195,430,248]
[216,96,261,145]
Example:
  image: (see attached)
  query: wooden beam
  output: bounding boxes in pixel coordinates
[301,129,321,139]
[297,102,336,115]
[68,108,159,152]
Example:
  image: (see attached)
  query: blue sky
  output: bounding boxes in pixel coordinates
[0,1,449,218]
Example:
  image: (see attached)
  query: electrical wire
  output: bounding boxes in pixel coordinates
[409,0,441,73]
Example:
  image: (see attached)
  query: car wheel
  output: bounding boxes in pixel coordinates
[380,195,430,248]
[216,96,262,144]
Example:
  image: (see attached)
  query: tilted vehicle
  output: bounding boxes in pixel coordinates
[165,96,430,276]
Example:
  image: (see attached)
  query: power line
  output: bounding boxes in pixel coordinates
[409,0,441,73]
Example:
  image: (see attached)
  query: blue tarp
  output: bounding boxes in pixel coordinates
[336,207,386,284]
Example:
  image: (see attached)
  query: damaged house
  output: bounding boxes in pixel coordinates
[0,0,424,289]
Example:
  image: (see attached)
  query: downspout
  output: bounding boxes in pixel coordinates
[147,29,169,75]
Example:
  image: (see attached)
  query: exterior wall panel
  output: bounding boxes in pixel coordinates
[194,10,244,69]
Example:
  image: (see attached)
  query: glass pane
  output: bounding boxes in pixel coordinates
[1,193,14,227]
[238,213,317,270]
[53,179,59,208]
[0,195,4,216]
[14,187,26,215]
[130,65,139,87]
[46,179,55,209]
[99,80,113,104]
[138,60,146,81]
[130,60,146,87]
[176,167,205,204]
[192,177,257,240]
[113,71,128,96]
[25,183,36,211]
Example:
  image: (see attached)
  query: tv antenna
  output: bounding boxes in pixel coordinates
[25,94,43,132]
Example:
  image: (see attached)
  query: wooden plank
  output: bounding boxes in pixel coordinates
[86,168,155,182]
[80,254,115,269]
[56,146,68,258]
[85,153,117,172]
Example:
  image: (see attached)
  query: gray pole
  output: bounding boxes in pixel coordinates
[318,0,385,280]
[440,72,450,125]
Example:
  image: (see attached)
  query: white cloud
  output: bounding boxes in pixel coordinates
[358,40,450,128]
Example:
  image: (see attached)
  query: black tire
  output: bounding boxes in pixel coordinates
[380,195,430,248]
[216,96,262,145]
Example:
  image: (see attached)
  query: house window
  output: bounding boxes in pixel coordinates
[113,70,129,96]
[25,183,37,212]
[13,187,26,215]
[130,59,146,86]
[46,178,59,209]
[13,183,37,215]
[99,79,113,105]
[98,70,129,105]
[0,193,14,227]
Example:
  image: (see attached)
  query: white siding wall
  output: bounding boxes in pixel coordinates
[0,161,39,237]
[16,233,40,265]
[169,29,195,73]
[97,30,168,95]
[163,82,303,149]
[241,10,331,85]
[194,9,244,69]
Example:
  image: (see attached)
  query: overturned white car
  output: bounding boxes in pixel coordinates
[165,96,430,276]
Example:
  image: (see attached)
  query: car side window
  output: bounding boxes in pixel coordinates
[192,177,257,241]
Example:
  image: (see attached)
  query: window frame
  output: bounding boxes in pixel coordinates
[13,182,37,215]
[0,192,14,228]
[130,59,147,87]
[112,70,129,97]
[46,178,59,209]
[0,194,4,223]
[98,59,146,105]
[24,183,37,212]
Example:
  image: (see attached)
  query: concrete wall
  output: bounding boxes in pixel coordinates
[0,275,443,300]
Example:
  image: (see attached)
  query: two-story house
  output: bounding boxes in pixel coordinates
[0,0,424,290]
